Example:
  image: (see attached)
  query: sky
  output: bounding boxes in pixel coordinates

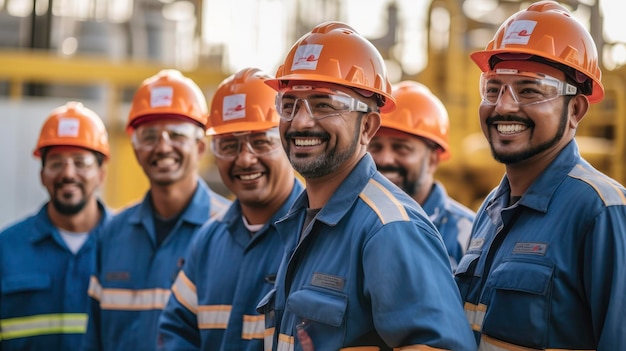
[201,0,626,76]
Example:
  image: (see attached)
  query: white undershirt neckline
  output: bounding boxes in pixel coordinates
[242,216,263,236]
[58,229,89,254]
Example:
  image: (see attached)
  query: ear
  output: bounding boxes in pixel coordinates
[428,148,441,174]
[568,94,589,129]
[360,112,381,146]
[196,137,207,157]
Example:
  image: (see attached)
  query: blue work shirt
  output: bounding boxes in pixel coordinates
[422,181,475,270]
[455,141,626,350]
[0,201,110,351]
[258,154,476,351]
[82,180,230,351]
[157,180,303,351]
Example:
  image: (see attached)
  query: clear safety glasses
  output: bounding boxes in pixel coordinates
[480,68,578,107]
[211,128,282,160]
[275,86,371,121]
[43,154,98,175]
[131,123,203,150]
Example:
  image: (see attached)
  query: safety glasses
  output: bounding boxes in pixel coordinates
[131,123,203,150]
[480,68,578,107]
[276,86,370,121]
[211,128,282,160]
[43,154,98,175]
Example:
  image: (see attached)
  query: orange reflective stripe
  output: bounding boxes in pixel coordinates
[393,345,449,350]
[241,314,264,340]
[264,327,275,351]
[277,333,294,351]
[479,335,595,351]
[464,302,487,332]
[98,288,170,310]
[171,271,198,313]
[197,305,231,329]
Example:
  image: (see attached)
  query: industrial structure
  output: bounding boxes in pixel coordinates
[0,0,623,227]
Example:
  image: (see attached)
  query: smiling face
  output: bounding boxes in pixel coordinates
[278,83,374,179]
[479,61,577,165]
[40,146,105,215]
[213,129,293,209]
[131,119,205,187]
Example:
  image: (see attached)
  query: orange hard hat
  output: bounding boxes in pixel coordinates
[380,81,450,160]
[206,68,280,135]
[470,0,604,103]
[265,21,396,113]
[127,69,209,132]
[34,101,109,159]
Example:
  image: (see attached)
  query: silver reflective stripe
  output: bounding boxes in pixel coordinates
[87,276,102,300]
[242,314,264,340]
[99,288,171,310]
[277,333,294,351]
[264,327,275,351]
[360,179,409,224]
[197,305,231,329]
[479,335,594,351]
[0,313,87,340]
[464,302,486,332]
[171,271,198,313]
[570,164,626,206]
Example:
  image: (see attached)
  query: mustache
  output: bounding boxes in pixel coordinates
[486,114,534,127]
[377,165,407,176]
[54,179,80,188]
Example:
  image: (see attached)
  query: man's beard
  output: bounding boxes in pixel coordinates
[52,197,87,215]
[490,107,568,164]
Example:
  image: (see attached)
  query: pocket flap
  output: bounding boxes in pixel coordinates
[488,261,553,295]
[455,253,480,275]
[256,288,276,314]
[2,274,51,294]
[286,288,347,327]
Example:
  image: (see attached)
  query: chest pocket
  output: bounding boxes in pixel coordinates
[483,260,554,349]
[2,274,51,295]
[286,288,348,351]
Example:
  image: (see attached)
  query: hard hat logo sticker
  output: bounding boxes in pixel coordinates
[503,20,537,46]
[150,86,174,108]
[292,44,323,71]
[223,94,246,121]
[57,118,80,137]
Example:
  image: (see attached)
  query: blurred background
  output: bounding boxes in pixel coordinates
[1,0,625,228]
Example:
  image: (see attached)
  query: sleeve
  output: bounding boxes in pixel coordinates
[156,232,204,350]
[584,205,626,349]
[81,233,104,351]
[363,219,477,351]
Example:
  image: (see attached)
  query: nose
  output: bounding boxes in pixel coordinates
[371,145,395,167]
[234,141,258,167]
[289,99,316,129]
[494,85,521,114]
[58,159,78,178]
[153,130,174,152]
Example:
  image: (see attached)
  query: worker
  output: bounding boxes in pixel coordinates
[156,67,303,350]
[368,80,475,270]
[0,101,111,351]
[256,21,476,351]
[82,69,231,351]
[455,1,626,349]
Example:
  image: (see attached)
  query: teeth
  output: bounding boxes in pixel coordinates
[294,138,322,146]
[156,158,176,167]
[497,124,528,134]
[239,173,262,180]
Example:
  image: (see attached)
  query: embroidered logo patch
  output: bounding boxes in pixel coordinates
[512,242,548,256]
[311,272,345,291]
[503,20,537,45]
[105,271,130,281]
[150,86,174,108]
[291,44,323,71]
[223,94,246,120]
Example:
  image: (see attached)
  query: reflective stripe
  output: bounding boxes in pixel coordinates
[171,271,198,313]
[242,314,264,340]
[88,276,170,310]
[479,335,595,351]
[88,275,102,300]
[0,313,87,340]
[277,333,294,351]
[264,327,275,351]
[341,347,380,351]
[360,179,409,224]
[211,197,230,218]
[464,302,486,332]
[197,305,231,329]
[570,164,626,206]
[393,346,447,350]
